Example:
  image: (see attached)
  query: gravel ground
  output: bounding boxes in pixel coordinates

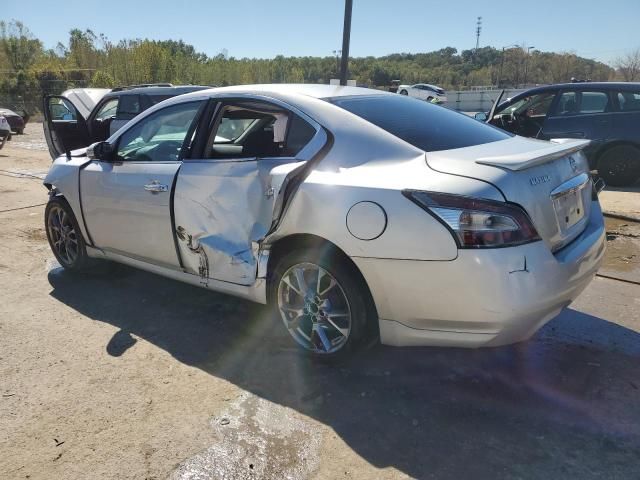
[1,124,639,480]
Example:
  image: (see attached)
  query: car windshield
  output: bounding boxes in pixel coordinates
[330,95,511,152]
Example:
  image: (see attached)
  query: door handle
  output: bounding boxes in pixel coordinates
[144,181,169,193]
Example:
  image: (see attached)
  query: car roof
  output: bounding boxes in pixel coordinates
[516,82,640,95]
[104,85,211,98]
[175,84,390,103]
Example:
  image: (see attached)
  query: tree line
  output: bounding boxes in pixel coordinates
[1,20,635,114]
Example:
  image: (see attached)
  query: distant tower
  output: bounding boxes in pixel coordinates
[475,16,482,52]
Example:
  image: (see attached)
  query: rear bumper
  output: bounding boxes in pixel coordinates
[353,201,606,347]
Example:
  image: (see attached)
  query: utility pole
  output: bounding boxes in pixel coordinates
[340,0,353,86]
[498,44,518,88]
[523,46,535,86]
[333,49,342,75]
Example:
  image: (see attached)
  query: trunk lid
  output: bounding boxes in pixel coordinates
[426,136,593,252]
[60,88,111,119]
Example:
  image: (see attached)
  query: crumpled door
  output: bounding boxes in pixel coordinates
[173,158,303,286]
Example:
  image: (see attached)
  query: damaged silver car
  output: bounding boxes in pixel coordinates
[43,84,606,357]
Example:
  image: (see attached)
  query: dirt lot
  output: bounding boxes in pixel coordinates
[1,124,639,480]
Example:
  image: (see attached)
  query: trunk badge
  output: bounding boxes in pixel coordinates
[529,175,551,186]
[569,157,578,173]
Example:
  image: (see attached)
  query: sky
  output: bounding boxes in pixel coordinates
[4,0,639,65]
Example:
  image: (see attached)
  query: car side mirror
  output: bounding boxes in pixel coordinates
[474,112,488,122]
[87,141,115,161]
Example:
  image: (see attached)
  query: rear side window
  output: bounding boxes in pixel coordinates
[618,91,640,111]
[284,114,316,156]
[117,95,142,116]
[331,95,511,152]
[150,95,174,105]
[579,91,609,114]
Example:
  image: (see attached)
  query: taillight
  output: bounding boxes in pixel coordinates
[403,190,541,248]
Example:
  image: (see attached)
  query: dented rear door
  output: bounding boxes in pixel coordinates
[173,98,326,286]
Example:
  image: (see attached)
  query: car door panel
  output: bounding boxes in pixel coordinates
[81,161,182,268]
[78,99,205,268]
[173,157,301,285]
[43,95,90,159]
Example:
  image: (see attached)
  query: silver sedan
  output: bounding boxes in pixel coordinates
[43,84,606,358]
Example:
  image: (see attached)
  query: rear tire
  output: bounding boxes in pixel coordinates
[45,196,90,271]
[16,128,24,135]
[399,89,408,95]
[598,145,640,187]
[270,247,374,359]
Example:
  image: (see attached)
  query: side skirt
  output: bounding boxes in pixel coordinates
[86,246,268,304]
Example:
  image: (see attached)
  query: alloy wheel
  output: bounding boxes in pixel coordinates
[277,262,352,354]
[47,205,79,266]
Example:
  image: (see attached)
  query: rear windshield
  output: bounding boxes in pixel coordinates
[330,95,511,152]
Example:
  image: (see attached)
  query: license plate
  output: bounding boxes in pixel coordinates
[553,188,585,230]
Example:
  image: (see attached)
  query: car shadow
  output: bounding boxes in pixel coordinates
[47,264,640,479]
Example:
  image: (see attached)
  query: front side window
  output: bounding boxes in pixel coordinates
[95,98,118,121]
[332,94,511,152]
[116,101,202,162]
[48,97,76,121]
[506,92,556,118]
[579,91,609,114]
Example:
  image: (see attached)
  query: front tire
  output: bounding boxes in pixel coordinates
[270,248,372,358]
[399,89,408,95]
[45,196,90,271]
[598,145,640,187]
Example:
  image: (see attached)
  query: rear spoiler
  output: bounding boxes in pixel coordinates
[475,139,591,171]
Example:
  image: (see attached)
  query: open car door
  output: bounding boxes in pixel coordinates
[486,89,504,124]
[43,95,91,159]
[43,88,110,159]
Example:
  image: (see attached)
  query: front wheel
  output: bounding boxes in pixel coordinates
[45,196,89,271]
[270,248,373,358]
[399,89,408,95]
[598,145,640,187]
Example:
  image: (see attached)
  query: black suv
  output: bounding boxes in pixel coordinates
[477,82,640,186]
[44,84,211,159]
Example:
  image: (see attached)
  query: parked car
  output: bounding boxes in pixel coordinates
[43,84,605,358]
[0,116,11,149]
[388,79,401,93]
[0,108,25,134]
[397,83,447,102]
[475,82,640,186]
[43,84,211,159]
